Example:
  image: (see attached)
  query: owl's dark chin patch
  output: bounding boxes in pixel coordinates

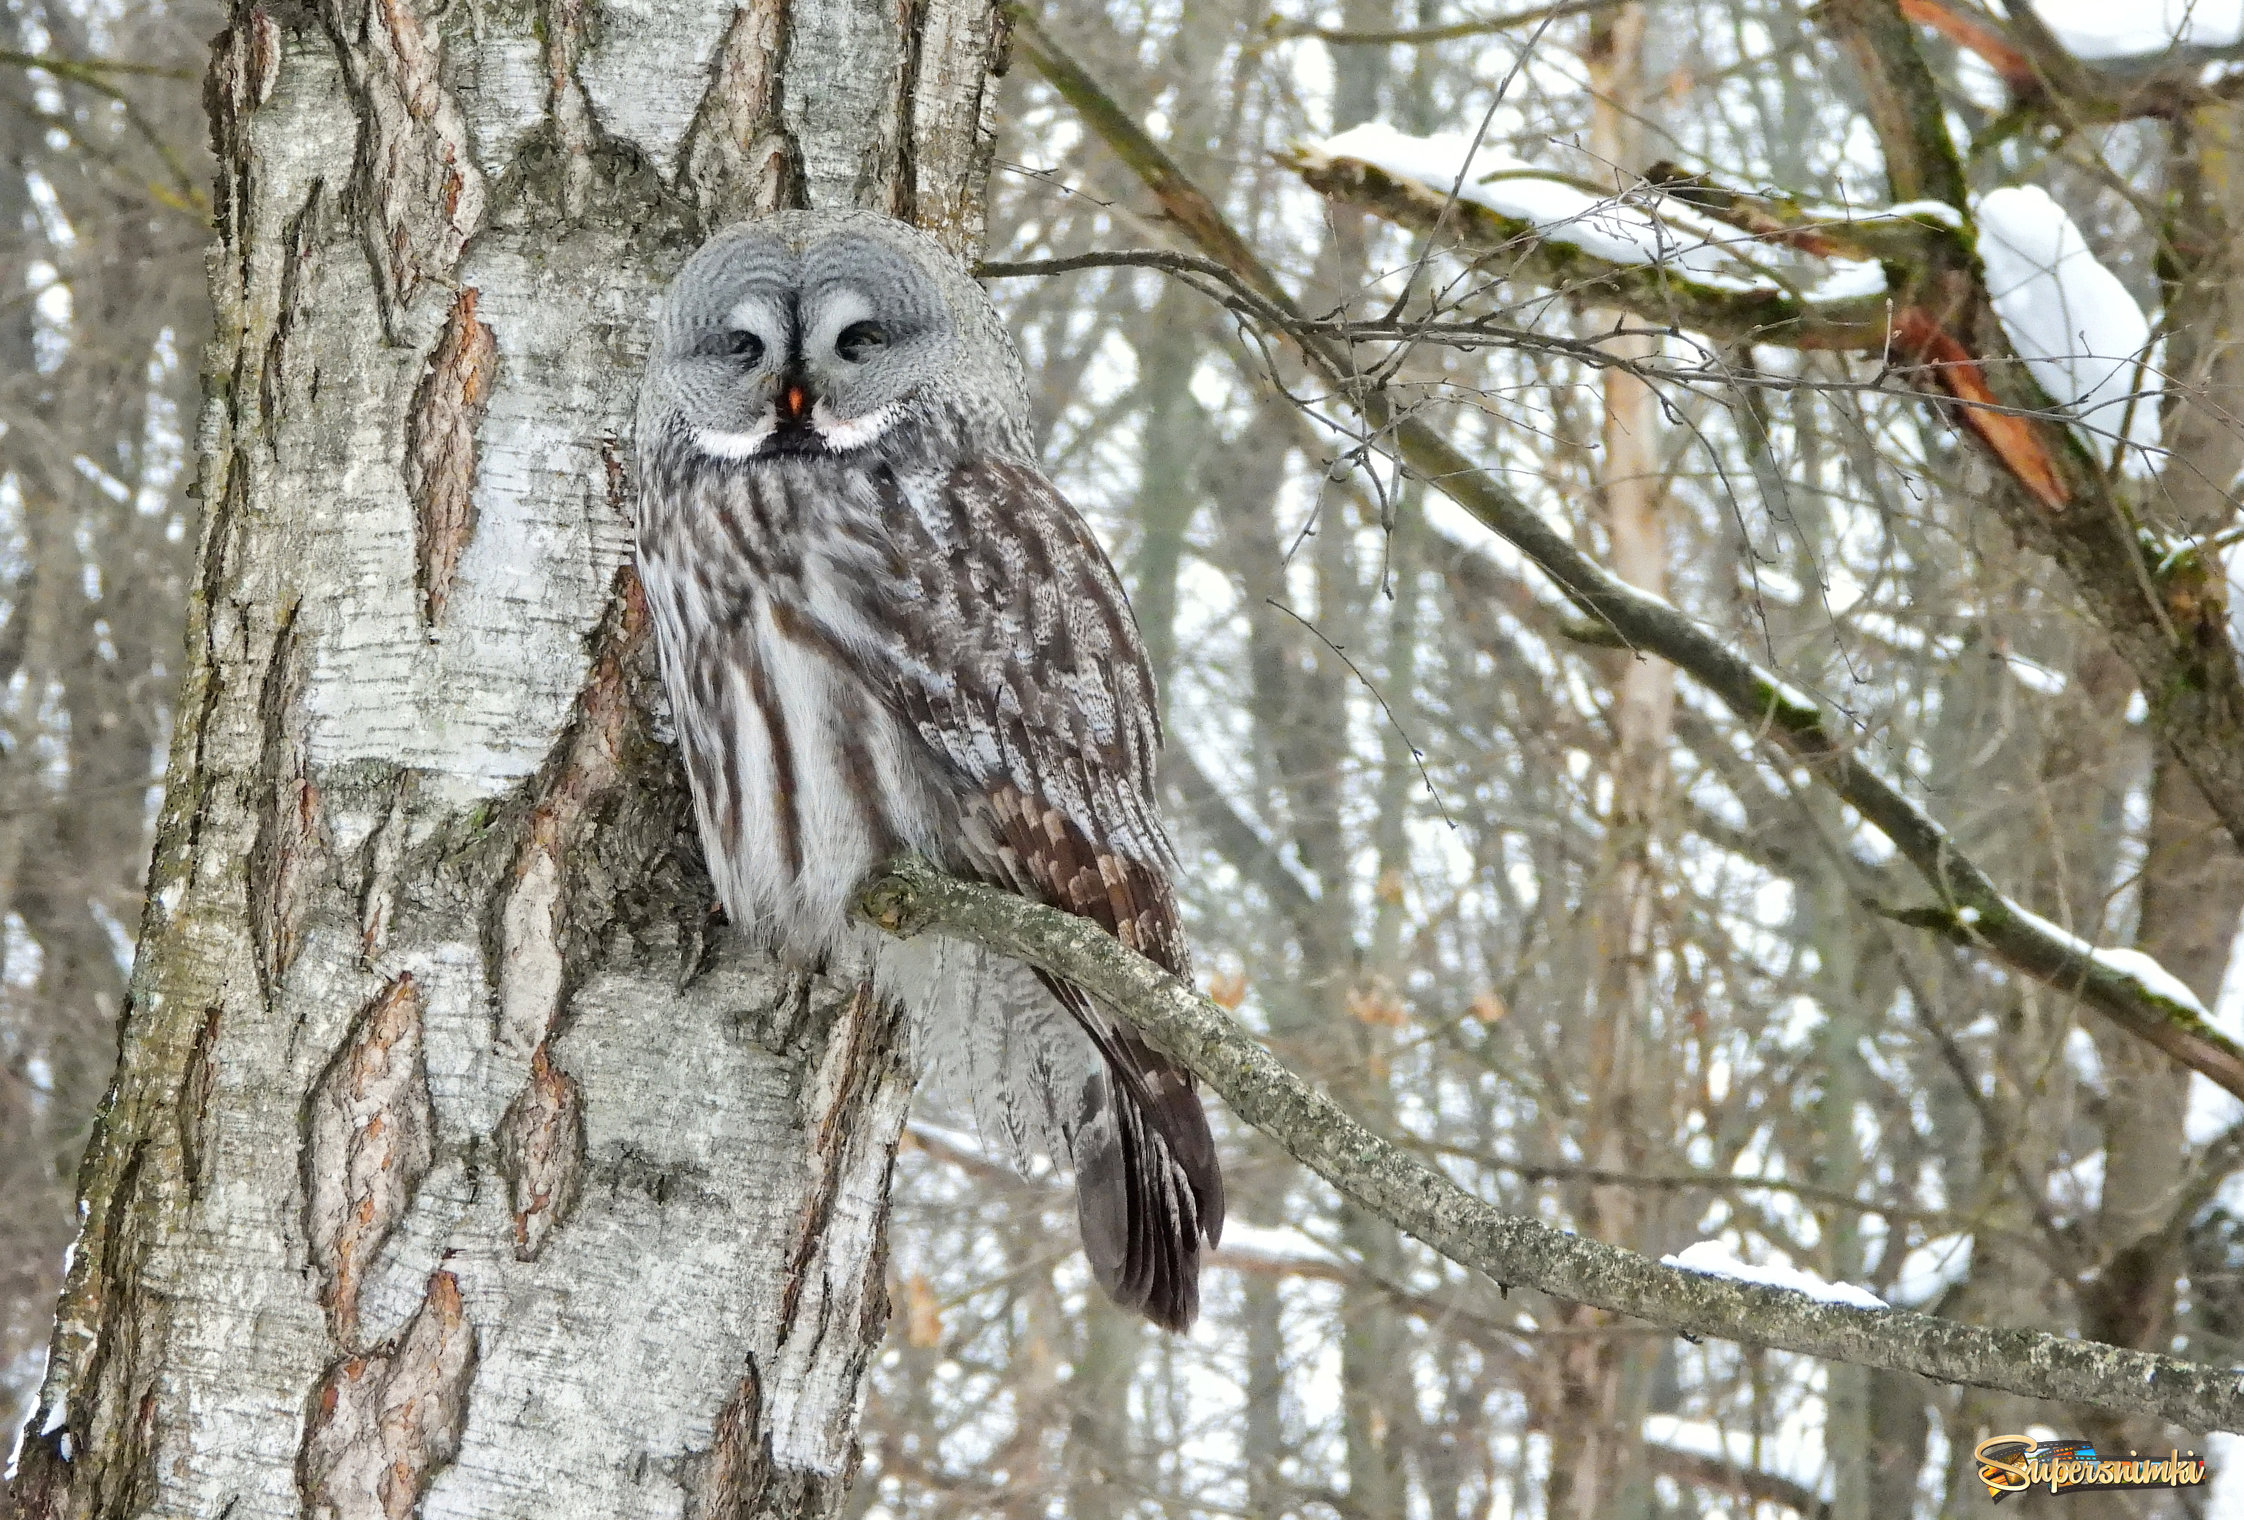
[760,420,830,457]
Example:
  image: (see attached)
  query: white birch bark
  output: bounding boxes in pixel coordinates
[7,0,1005,1515]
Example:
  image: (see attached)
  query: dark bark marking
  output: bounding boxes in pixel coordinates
[262,180,329,454]
[316,0,487,320]
[11,1137,169,1520]
[298,1269,478,1520]
[405,284,498,626]
[589,1143,721,1208]
[680,1361,856,1519]
[302,974,435,1348]
[889,0,926,226]
[350,767,415,965]
[206,5,283,276]
[479,571,647,1040]
[178,1006,223,1201]
[523,569,644,845]
[600,431,630,520]
[247,606,324,1007]
[775,985,904,1359]
[477,571,696,1263]
[540,0,599,216]
[683,1366,769,1519]
[494,1042,584,1260]
[680,0,800,222]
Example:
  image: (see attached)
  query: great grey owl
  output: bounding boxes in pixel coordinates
[633,209,1224,1330]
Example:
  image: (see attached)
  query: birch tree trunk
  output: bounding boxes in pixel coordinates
[7,0,1005,1514]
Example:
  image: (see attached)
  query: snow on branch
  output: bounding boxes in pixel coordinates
[1283,128,1899,351]
[2029,0,2244,61]
[1314,123,1775,289]
[857,855,2244,1429]
[1975,185,2159,455]
[1662,1241,1891,1311]
[1297,125,2163,459]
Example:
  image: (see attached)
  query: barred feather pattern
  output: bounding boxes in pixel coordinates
[635,404,1224,1330]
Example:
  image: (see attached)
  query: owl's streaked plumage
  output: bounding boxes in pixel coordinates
[633,210,1223,1329]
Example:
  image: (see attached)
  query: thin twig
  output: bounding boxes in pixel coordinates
[1269,598,1455,828]
[1262,0,1632,46]
[0,50,204,208]
[0,50,198,82]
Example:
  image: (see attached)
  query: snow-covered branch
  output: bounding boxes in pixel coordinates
[1291,129,2159,457]
[1282,132,1898,353]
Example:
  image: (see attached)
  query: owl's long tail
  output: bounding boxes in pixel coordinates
[1043,973,1225,1332]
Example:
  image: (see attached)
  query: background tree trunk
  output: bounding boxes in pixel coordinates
[1539,12,1670,1514]
[7,0,1005,1514]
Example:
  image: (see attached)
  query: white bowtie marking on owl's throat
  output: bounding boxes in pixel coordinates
[692,397,905,460]
[808,398,906,450]
[691,417,777,461]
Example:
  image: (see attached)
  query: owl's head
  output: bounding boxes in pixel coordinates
[640,210,1028,463]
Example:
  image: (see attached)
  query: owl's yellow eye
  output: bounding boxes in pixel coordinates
[836,321,887,362]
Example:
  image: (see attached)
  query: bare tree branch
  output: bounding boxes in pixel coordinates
[1646,1443,1830,1520]
[857,854,2244,1429]
[0,49,204,210]
[0,50,198,81]
[1279,151,1902,352]
[1259,18,2244,872]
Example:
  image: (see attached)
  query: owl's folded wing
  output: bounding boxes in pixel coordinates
[857,450,1226,1328]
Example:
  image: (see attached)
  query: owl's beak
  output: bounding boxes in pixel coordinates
[777,379,811,425]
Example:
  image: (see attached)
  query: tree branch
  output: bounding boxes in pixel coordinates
[0,49,199,81]
[1161,741,1324,938]
[857,856,2244,1428]
[1823,0,1973,208]
[0,49,205,210]
[1894,0,2039,95]
[1261,0,1632,45]
[1646,1443,1830,1520]
[1252,20,2244,868]
[1279,150,1902,353]
[1007,3,2244,1101]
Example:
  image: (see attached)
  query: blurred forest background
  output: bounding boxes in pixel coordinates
[8,0,2244,1517]
[0,0,206,1469]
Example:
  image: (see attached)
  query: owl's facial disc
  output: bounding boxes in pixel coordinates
[690,278,941,459]
[656,222,957,461]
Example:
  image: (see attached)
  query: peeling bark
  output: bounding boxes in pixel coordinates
[298,1270,477,1520]
[319,0,486,321]
[406,288,498,626]
[7,0,1006,1514]
[494,1044,583,1261]
[304,974,435,1348]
